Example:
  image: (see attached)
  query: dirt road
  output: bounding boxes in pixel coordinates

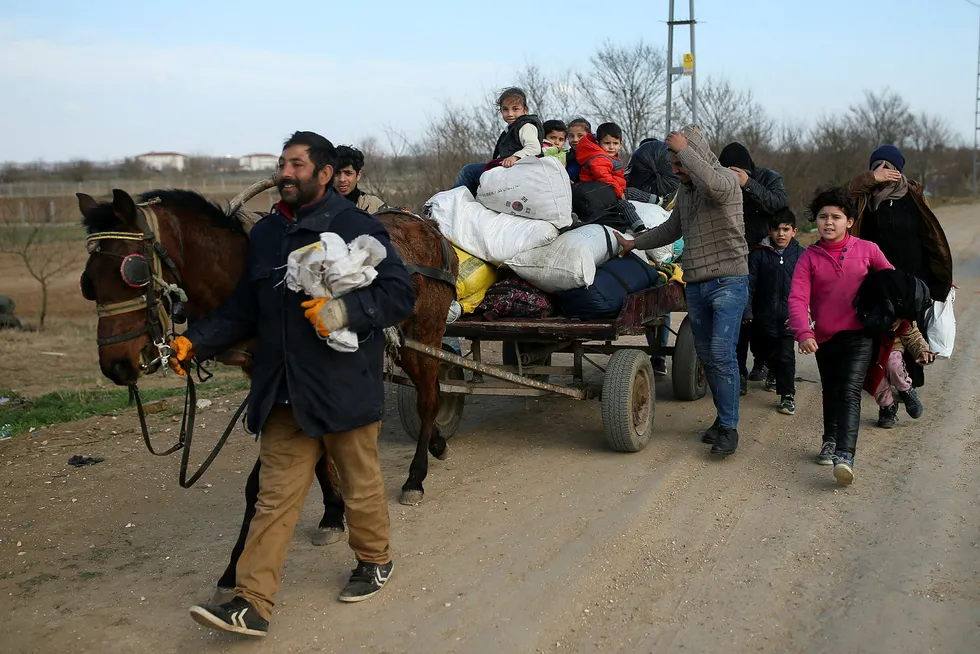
[1,205,978,653]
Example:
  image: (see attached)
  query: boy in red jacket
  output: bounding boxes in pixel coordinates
[576,122,648,232]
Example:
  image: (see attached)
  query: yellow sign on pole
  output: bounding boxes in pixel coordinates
[682,53,694,77]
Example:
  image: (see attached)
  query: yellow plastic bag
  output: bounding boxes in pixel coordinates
[454,246,498,313]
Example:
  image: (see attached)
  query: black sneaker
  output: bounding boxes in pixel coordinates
[710,427,738,455]
[338,560,393,603]
[748,362,768,382]
[701,417,721,444]
[652,357,667,377]
[190,596,268,637]
[899,388,923,419]
[778,395,796,416]
[833,451,855,485]
[764,372,777,393]
[815,441,836,466]
[740,373,748,396]
[877,403,899,429]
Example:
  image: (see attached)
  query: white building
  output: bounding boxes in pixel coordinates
[238,153,279,171]
[136,151,187,172]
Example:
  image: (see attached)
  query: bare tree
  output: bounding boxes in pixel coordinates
[575,41,669,150]
[675,77,773,150]
[62,159,95,183]
[0,220,82,329]
[907,112,955,186]
[516,64,554,119]
[848,88,914,148]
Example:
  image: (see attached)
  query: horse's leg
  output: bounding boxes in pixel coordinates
[399,347,443,505]
[311,451,346,546]
[212,456,261,603]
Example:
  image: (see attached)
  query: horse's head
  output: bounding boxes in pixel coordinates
[78,189,171,385]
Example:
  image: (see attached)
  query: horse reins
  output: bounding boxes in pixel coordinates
[85,201,247,487]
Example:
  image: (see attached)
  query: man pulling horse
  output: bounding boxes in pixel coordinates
[161,131,416,635]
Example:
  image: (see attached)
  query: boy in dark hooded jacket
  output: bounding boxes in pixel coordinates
[744,208,805,415]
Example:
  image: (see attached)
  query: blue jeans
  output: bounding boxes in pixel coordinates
[454,162,486,196]
[684,276,748,429]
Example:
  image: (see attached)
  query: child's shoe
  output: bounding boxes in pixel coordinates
[778,395,796,415]
[877,403,899,429]
[899,388,923,419]
[816,441,836,466]
[833,451,855,485]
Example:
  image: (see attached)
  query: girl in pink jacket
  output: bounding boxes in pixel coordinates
[788,187,893,484]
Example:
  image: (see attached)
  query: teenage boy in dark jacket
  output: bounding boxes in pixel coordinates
[744,208,804,415]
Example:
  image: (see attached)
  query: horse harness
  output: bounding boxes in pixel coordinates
[380,208,457,291]
[84,200,239,486]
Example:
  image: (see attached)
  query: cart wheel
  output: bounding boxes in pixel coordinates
[601,349,655,452]
[672,315,707,401]
[398,346,466,442]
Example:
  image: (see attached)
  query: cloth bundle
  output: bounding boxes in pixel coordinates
[285,232,387,352]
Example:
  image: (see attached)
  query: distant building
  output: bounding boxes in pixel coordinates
[238,153,279,171]
[136,152,187,172]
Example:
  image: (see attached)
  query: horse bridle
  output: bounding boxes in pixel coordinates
[83,200,248,487]
[84,200,189,370]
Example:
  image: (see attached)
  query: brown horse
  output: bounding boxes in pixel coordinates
[77,188,459,516]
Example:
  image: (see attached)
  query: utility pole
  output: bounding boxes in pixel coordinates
[665,0,697,132]
[969,1,980,196]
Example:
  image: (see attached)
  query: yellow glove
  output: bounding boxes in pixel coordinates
[302,298,348,339]
[168,335,194,377]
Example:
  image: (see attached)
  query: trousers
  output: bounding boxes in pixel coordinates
[814,331,873,453]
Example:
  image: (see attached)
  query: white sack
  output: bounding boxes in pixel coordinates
[476,157,573,228]
[925,288,956,358]
[630,201,677,265]
[284,232,387,353]
[505,224,623,293]
[424,187,558,265]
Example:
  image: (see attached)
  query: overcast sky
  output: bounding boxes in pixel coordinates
[1,0,976,163]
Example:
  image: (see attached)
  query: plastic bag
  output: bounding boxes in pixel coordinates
[925,288,955,358]
[630,201,678,265]
[477,157,572,227]
[424,187,558,265]
[454,246,498,314]
[505,224,622,293]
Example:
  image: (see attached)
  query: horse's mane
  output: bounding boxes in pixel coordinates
[81,189,244,235]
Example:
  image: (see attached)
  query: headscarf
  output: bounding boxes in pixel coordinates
[869,160,909,210]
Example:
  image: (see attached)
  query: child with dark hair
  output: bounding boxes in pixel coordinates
[788,187,893,484]
[744,208,805,415]
[453,87,545,195]
[576,122,647,232]
[542,119,568,164]
[334,145,387,214]
[565,117,592,182]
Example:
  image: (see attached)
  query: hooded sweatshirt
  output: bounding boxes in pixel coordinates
[632,125,748,283]
[718,142,789,247]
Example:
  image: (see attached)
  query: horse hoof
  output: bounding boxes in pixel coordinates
[311,527,345,546]
[399,489,424,506]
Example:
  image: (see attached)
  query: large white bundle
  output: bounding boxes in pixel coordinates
[477,157,573,228]
[505,224,624,293]
[631,201,677,265]
[424,187,558,265]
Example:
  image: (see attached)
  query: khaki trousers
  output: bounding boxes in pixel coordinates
[235,405,390,619]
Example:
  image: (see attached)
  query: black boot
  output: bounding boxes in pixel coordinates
[701,417,721,444]
[877,403,899,429]
[899,388,923,419]
[710,427,738,455]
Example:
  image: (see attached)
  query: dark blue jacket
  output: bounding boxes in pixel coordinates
[745,237,805,337]
[625,138,680,199]
[185,190,416,436]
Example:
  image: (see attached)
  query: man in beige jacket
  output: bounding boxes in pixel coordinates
[617,124,749,455]
[334,145,388,214]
